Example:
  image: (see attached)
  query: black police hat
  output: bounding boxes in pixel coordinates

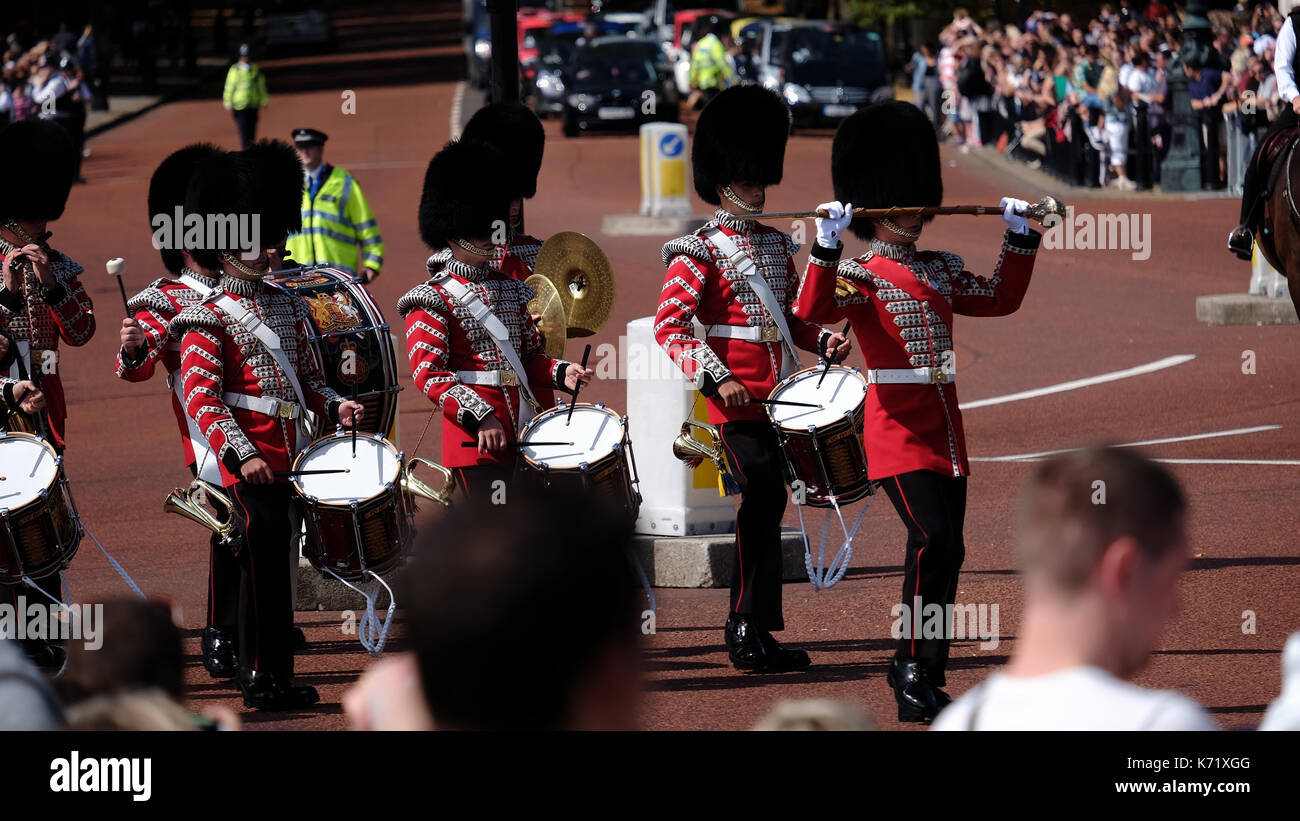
[291,128,328,147]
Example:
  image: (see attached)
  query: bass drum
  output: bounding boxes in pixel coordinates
[268,265,400,439]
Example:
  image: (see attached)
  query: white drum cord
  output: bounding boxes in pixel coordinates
[796,492,872,591]
[323,567,396,656]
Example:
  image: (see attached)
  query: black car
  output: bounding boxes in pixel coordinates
[561,53,670,137]
[580,37,680,122]
[776,24,892,130]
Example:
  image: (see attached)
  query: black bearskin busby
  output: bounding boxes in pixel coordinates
[832,101,943,241]
[692,85,790,205]
[237,139,305,244]
[460,102,546,200]
[0,120,77,222]
[149,143,222,274]
[182,150,246,272]
[418,139,513,250]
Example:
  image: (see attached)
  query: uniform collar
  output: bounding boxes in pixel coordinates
[181,266,220,288]
[220,273,264,297]
[713,208,757,234]
[868,237,915,262]
[430,254,492,282]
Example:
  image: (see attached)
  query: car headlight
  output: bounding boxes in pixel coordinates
[783,83,811,105]
[567,94,595,109]
[474,40,491,59]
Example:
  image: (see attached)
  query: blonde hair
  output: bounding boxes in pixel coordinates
[62,689,198,731]
[752,699,876,731]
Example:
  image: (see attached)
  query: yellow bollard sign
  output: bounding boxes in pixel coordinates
[639,122,692,217]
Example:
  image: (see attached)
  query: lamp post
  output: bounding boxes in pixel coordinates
[1160,0,1214,191]
[486,0,519,104]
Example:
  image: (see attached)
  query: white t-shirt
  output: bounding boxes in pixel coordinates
[931,666,1217,731]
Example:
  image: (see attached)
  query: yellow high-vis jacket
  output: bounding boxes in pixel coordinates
[689,34,734,92]
[286,165,384,278]
[223,62,269,110]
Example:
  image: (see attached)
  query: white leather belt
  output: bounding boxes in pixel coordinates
[866,366,956,385]
[705,323,781,343]
[457,370,519,387]
[222,391,302,419]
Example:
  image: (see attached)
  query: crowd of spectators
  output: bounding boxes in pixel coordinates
[912,2,1296,192]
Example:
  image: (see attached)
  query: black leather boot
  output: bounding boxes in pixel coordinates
[237,668,319,711]
[289,626,307,650]
[724,614,767,671]
[759,631,811,672]
[201,626,238,679]
[887,656,939,722]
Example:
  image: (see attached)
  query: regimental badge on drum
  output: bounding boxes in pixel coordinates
[338,340,370,382]
[305,291,364,334]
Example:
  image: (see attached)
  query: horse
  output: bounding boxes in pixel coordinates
[1254,130,1300,316]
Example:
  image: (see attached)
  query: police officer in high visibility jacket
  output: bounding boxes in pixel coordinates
[285,128,385,284]
[223,43,268,149]
[689,17,735,108]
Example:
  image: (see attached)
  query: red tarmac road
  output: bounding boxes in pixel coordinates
[43,81,1299,730]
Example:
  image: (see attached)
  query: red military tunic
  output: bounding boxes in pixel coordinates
[491,232,542,279]
[397,253,569,469]
[794,231,1040,480]
[116,268,221,467]
[169,274,341,487]
[0,239,95,449]
[655,210,829,425]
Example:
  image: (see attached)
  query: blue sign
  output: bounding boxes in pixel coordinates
[659,133,684,158]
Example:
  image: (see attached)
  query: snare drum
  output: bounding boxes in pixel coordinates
[517,402,641,523]
[766,366,871,508]
[293,432,411,580]
[268,266,401,439]
[0,431,81,583]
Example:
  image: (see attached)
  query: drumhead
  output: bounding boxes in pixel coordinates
[768,367,867,431]
[293,434,399,505]
[0,434,59,510]
[521,404,624,469]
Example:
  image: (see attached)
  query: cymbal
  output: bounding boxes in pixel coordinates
[533,231,614,338]
[525,274,568,360]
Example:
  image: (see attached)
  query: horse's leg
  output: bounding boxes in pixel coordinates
[1273,186,1300,312]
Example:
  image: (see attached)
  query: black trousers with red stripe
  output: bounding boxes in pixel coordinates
[719,420,789,632]
[190,464,239,634]
[229,481,295,677]
[882,469,967,674]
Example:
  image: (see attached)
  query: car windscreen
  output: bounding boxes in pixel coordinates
[570,57,656,89]
[538,34,582,67]
[784,28,885,87]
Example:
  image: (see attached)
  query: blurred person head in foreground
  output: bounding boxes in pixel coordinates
[1260,632,1300,730]
[404,486,642,730]
[932,446,1216,731]
[56,599,184,705]
[752,699,876,731]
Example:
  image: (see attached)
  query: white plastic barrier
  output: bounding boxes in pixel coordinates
[1251,242,1292,300]
[626,316,735,536]
[639,122,693,218]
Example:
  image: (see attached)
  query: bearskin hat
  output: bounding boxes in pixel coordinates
[0,120,77,222]
[692,85,790,205]
[418,139,513,250]
[460,102,546,200]
[236,139,305,245]
[182,150,247,271]
[149,143,222,274]
[832,101,942,241]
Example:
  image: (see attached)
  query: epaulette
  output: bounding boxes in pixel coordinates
[661,234,713,267]
[167,304,222,339]
[127,278,177,314]
[396,281,448,318]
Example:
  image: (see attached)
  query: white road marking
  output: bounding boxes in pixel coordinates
[450,81,467,140]
[1152,458,1300,466]
[958,354,1196,410]
[971,425,1282,462]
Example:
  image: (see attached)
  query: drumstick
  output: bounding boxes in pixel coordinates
[106,257,131,315]
[566,344,592,426]
[752,398,822,409]
[350,380,358,458]
[274,469,351,477]
[459,441,574,448]
[818,322,850,389]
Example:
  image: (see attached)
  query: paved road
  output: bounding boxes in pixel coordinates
[46,79,1299,730]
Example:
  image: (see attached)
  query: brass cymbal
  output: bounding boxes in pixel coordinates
[525,274,568,360]
[533,231,615,338]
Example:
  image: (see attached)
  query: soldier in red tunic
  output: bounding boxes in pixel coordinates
[0,119,93,671]
[0,119,95,453]
[793,101,1040,721]
[654,86,850,674]
[115,143,241,679]
[397,139,590,501]
[169,141,365,709]
[459,102,547,277]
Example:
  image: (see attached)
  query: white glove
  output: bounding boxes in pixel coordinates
[815,201,853,249]
[1000,196,1031,235]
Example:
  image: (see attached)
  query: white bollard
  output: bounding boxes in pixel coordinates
[1251,241,1292,300]
[639,122,692,218]
[626,316,735,536]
